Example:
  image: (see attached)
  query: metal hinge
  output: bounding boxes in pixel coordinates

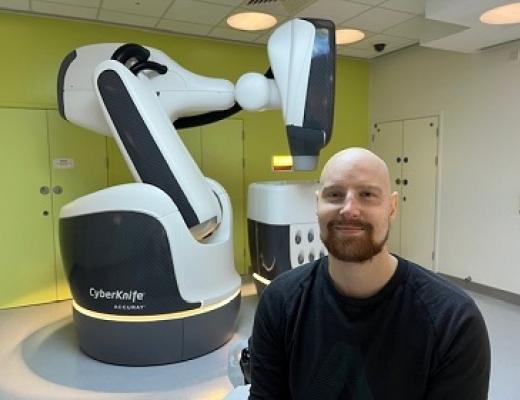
[435,155,438,166]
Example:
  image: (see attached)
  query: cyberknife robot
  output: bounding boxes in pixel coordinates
[57,18,335,366]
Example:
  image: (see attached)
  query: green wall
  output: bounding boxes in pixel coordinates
[0,10,368,270]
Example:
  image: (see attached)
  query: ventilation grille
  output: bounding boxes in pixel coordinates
[247,0,280,4]
[246,0,316,13]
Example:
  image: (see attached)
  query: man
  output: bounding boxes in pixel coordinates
[249,148,490,399]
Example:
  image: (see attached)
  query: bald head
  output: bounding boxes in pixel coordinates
[317,147,397,264]
[319,147,392,195]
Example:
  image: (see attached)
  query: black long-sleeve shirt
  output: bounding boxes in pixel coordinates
[250,256,490,400]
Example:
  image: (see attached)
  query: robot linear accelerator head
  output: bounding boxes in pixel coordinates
[58,18,336,172]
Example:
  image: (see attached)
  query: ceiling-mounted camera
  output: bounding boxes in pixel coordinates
[374,43,386,52]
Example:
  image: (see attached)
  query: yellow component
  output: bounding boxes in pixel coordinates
[252,273,271,286]
[272,155,293,171]
[73,289,241,322]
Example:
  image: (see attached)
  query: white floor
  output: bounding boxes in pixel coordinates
[0,283,519,400]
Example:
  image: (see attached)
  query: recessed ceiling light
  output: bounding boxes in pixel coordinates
[480,2,520,25]
[336,29,365,45]
[227,12,277,31]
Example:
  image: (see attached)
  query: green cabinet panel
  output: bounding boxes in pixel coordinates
[107,138,134,186]
[47,111,108,300]
[201,120,245,273]
[0,109,56,308]
[178,127,202,168]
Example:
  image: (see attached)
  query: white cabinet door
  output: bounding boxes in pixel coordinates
[401,117,438,269]
[372,117,438,270]
[371,120,403,255]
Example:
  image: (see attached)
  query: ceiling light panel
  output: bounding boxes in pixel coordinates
[101,0,173,18]
[227,12,277,31]
[345,7,415,32]
[31,0,98,18]
[165,0,234,25]
[98,9,158,28]
[336,28,365,44]
[225,8,286,26]
[480,3,520,25]
[296,0,370,25]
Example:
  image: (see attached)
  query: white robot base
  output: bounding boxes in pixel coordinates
[60,182,241,366]
[72,294,240,366]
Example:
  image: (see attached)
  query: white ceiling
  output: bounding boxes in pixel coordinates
[1,0,520,58]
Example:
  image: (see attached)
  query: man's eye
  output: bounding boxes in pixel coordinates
[361,192,374,198]
[326,192,342,199]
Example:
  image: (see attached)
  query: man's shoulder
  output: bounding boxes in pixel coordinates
[261,259,322,303]
[405,258,473,304]
[403,257,482,328]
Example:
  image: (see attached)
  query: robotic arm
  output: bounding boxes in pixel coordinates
[58,18,335,239]
[56,17,335,367]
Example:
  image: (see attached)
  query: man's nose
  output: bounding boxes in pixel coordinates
[339,194,361,218]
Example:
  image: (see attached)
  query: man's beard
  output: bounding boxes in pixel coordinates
[321,219,389,263]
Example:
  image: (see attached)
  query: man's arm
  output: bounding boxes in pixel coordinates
[425,305,491,400]
[249,286,291,399]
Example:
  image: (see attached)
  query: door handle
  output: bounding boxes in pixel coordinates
[53,186,63,195]
[40,186,50,195]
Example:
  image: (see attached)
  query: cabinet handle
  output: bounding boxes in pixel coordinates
[403,179,408,186]
[403,157,409,163]
[403,196,407,202]
[42,210,49,216]
[395,178,401,185]
[40,186,50,195]
[53,186,63,195]
[396,157,401,163]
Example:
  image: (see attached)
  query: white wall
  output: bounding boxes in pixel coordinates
[370,43,520,295]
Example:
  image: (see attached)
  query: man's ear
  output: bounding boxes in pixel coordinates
[389,191,398,222]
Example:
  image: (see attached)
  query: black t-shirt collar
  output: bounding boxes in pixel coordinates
[320,254,410,308]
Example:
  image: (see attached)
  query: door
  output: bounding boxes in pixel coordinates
[48,110,108,300]
[401,117,438,269]
[201,120,245,273]
[371,121,403,254]
[0,108,56,308]
[178,126,202,168]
